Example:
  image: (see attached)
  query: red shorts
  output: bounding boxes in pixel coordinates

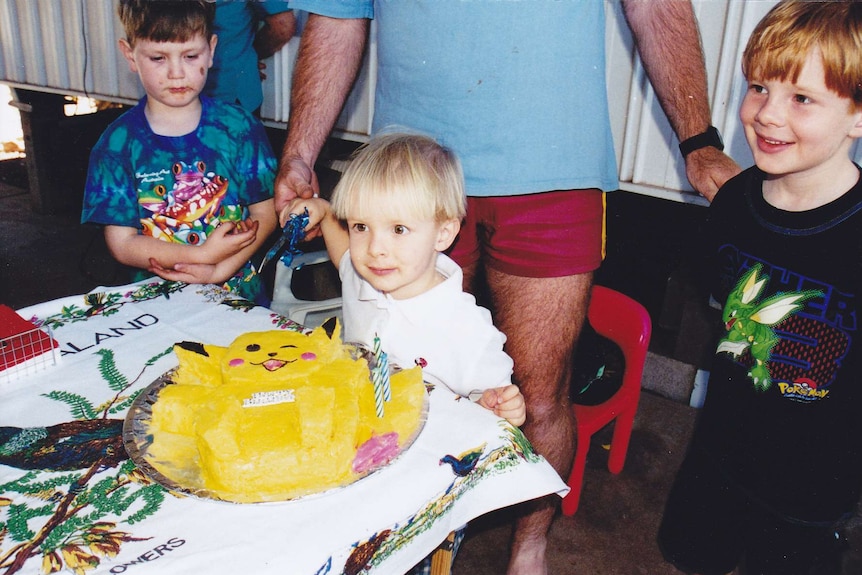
[448,190,605,278]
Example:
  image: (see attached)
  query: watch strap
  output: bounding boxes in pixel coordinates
[678,126,724,157]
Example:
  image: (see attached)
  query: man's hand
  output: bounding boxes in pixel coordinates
[684,147,742,203]
[273,16,368,214]
[275,156,319,213]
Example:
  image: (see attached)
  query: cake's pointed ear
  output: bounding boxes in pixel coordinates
[321,317,338,339]
[175,341,208,357]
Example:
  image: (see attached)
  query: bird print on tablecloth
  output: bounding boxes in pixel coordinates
[342,529,391,575]
[439,442,487,477]
[219,298,257,312]
[0,419,127,472]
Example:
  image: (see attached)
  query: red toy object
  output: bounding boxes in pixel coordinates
[0,304,58,372]
[562,285,652,516]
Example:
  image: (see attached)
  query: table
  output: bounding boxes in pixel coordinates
[0,280,568,575]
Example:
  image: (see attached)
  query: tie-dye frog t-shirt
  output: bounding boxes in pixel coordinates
[82,95,276,302]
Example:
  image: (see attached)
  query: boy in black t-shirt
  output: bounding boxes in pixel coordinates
[659,2,862,574]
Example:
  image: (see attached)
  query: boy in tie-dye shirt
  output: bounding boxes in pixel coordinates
[82,0,276,303]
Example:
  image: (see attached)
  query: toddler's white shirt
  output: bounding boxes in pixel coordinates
[339,251,513,397]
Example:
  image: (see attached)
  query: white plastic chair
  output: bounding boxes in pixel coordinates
[269,250,342,327]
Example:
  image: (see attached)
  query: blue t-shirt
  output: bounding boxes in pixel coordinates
[372,0,618,197]
[206,1,293,111]
[82,95,276,300]
[206,0,374,111]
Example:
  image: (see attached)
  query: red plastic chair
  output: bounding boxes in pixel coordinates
[561,285,652,516]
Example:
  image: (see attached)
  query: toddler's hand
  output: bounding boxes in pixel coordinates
[280,197,330,240]
[477,385,526,427]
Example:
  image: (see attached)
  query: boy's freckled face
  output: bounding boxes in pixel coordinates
[121,33,216,111]
[740,47,862,183]
[346,207,456,301]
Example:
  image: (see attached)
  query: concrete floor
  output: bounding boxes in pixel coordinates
[453,389,699,575]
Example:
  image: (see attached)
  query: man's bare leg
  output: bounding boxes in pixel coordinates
[482,268,592,575]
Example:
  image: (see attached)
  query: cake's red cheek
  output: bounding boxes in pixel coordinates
[301,352,317,361]
[229,358,244,367]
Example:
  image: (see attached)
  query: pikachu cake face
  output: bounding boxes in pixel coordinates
[218,324,354,385]
[146,320,426,502]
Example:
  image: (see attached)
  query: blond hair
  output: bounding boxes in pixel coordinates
[742,0,862,106]
[330,133,467,223]
[118,0,215,48]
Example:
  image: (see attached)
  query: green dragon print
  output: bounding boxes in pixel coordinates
[717,263,821,392]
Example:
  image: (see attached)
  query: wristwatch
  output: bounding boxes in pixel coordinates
[678,126,725,157]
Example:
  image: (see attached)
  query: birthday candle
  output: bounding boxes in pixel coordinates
[372,335,392,399]
[372,370,385,418]
[372,335,386,417]
[379,349,391,402]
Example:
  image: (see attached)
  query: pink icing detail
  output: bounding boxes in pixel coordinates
[262,359,286,371]
[228,358,244,367]
[301,352,317,361]
[352,432,400,474]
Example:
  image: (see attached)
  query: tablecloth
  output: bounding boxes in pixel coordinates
[0,280,567,575]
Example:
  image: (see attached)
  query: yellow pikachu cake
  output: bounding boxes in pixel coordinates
[146,319,426,502]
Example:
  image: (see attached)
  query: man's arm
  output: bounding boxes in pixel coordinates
[622,0,740,201]
[274,15,368,212]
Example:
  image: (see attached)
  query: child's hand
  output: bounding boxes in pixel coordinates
[476,385,526,427]
[279,197,330,240]
[148,258,220,284]
[202,218,259,261]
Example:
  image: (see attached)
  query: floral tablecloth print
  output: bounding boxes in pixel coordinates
[0,280,567,575]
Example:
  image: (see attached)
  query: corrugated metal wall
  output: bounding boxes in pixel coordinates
[610,0,861,203]
[0,1,373,131]
[608,0,756,204]
[4,0,857,203]
[0,1,133,101]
